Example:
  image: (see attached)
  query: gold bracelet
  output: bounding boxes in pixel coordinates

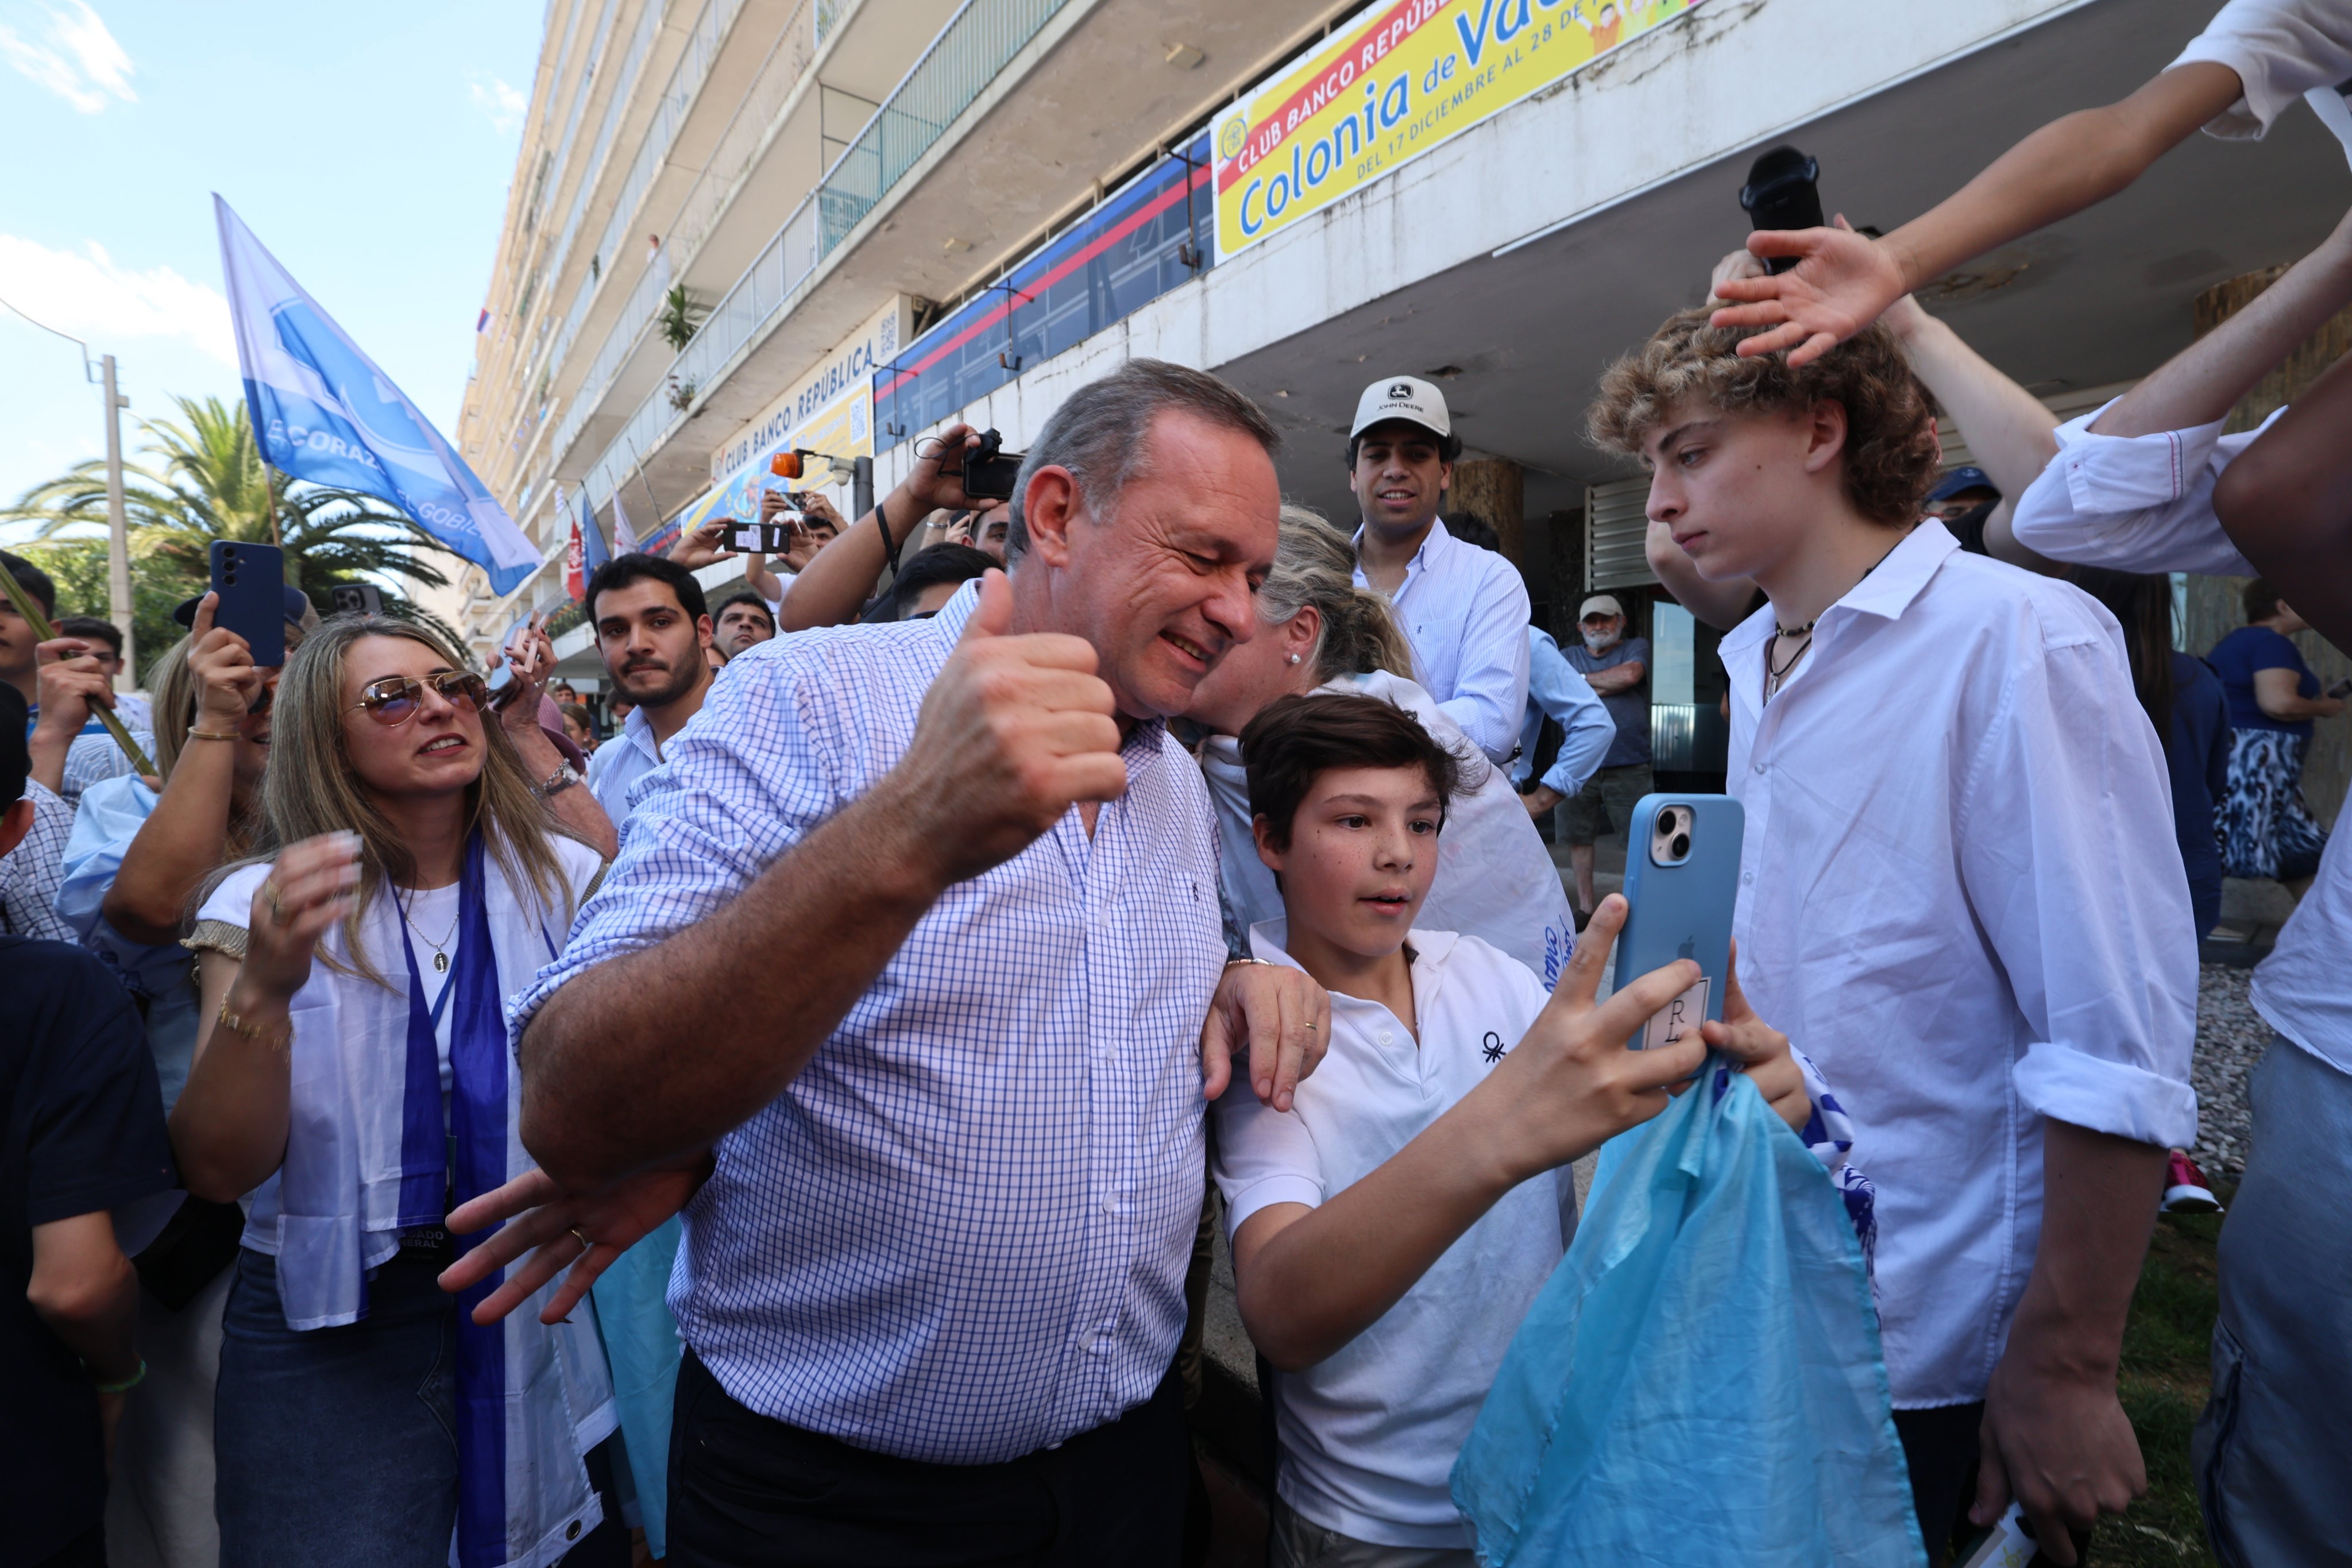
[216,997,292,1056]
[187,728,240,742]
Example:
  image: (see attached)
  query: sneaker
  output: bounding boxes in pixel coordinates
[2162,1149,2222,1214]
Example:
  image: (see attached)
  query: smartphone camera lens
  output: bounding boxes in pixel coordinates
[1671,832,1691,859]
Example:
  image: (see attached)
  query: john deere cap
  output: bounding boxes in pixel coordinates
[1351,376,1451,441]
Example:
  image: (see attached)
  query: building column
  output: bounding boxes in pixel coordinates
[1447,457,1525,564]
[2185,269,2352,827]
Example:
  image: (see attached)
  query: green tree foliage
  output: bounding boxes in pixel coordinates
[2,396,465,659]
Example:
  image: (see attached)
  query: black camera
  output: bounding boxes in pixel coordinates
[329,583,384,616]
[958,428,1025,501]
[1739,146,1824,274]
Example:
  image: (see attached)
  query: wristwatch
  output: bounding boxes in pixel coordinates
[535,760,582,800]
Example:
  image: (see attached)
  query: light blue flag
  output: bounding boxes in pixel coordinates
[215,196,542,595]
[577,484,609,573]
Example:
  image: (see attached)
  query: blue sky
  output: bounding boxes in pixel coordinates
[0,0,546,538]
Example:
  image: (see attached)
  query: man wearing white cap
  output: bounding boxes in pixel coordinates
[1347,376,1531,762]
[1560,593,1650,922]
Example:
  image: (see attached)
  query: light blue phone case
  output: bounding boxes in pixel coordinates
[1610,794,1745,1048]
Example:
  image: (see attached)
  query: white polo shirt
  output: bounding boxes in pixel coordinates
[2006,406,2352,1080]
[585,704,665,821]
[1213,923,1569,1549]
[1352,518,1532,764]
[1723,522,2197,1409]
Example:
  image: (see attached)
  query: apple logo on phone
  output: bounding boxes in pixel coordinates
[1677,936,1696,962]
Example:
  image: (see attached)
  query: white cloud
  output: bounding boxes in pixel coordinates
[0,234,233,366]
[471,76,526,136]
[0,0,135,114]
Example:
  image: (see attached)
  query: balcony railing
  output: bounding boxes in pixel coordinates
[541,0,751,465]
[580,0,1073,513]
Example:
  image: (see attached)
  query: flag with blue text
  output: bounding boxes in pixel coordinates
[215,195,542,595]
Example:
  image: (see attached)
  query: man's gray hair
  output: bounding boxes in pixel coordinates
[1005,358,1280,560]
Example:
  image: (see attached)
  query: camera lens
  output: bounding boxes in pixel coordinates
[1656,808,1677,835]
[1671,832,1691,859]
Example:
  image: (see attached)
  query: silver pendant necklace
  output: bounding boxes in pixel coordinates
[399,889,459,973]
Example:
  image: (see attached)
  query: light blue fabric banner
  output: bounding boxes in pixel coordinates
[215,195,543,596]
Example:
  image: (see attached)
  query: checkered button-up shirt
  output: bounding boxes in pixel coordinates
[1,779,74,943]
[512,580,1229,1463]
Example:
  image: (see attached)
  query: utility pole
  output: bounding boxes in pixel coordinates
[100,354,133,688]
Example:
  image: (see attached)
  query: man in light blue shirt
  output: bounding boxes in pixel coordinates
[1514,625,1617,830]
[1345,377,1531,763]
[580,554,716,821]
[467,362,1330,1567]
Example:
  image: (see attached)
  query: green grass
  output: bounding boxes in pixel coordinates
[2084,1204,2227,1566]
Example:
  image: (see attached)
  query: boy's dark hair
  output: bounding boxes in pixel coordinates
[56,614,124,656]
[1445,512,1501,553]
[1586,307,1941,526]
[1,550,57,618]
[586,553,707,624]
[879,543,996,621]
[1239,692,1465,851]
[712,590,775,631]
[2241,578,2281,625]
[1346,422,1463,469]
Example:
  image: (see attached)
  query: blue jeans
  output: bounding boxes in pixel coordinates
[2193,1037,2352,1567]
[215,1246,625,1568]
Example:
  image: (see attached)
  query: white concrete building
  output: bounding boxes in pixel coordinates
[451,0,2349,773]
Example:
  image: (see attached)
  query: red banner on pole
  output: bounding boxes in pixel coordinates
[565,518,585,601]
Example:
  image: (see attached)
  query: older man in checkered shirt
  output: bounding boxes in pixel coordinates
[451,362,1330,1566]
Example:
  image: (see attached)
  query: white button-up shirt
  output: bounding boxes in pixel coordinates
[513,581,1229,1463]
[1724,523,2197,1408]
[1514,627,1617,798]
[2011,400,2277,577]
[2008,405,2352,1079]
[582,704,663,822]
[1353,518,1531,763]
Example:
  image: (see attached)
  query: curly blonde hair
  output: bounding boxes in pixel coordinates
[1586,308,1941,527]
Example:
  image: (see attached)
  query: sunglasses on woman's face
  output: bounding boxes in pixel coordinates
[348,670,492,727]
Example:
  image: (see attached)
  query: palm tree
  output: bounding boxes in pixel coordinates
[2,395,464,629]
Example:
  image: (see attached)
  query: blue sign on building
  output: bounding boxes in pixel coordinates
[873,134,1214,452]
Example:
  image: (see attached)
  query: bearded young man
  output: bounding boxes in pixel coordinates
[1590,310,2197,1566]
[582,554,718,821]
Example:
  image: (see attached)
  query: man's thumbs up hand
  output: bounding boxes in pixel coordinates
[891,569,1127,885]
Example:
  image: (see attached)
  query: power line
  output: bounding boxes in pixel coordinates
[0,292,99,382]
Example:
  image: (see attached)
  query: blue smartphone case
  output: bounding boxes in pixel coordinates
[208,540,285,667]
[1611,794,1745,1049]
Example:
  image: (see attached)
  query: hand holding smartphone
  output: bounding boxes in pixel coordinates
[1611,795,1744,1052]
[207,541,286,667]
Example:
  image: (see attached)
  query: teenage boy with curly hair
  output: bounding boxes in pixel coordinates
[1589,311,2199,1566]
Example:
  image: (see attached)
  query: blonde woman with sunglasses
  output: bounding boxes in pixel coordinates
[169,615,625,1568]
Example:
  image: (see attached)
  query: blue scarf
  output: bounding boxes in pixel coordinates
[393,833,515,1568]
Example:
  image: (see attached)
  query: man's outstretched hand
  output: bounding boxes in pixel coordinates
[1709,225,1910,366]
[1202,960,1331,1111]
[438,1153,712,1325]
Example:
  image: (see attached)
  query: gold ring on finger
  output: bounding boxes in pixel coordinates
[262,882,288,924]
[569,1226,592,1252]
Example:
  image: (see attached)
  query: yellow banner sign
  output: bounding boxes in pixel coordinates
[1213,0,1702,258]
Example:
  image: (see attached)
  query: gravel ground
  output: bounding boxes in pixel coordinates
[2191,963,2269,1179]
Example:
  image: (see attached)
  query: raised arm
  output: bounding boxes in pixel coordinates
[2098,204,2352,438]
[2214,346,2352,651]
[1712,63,2243,364]
[1230,904,1804,1370]
[494,616,617,859]
[105,600,258,944]
[516,571,1126,1190]
[1880,292,2060,569]
[778,428,983,632]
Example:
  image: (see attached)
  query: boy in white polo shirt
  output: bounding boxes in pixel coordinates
[1212,691,1819,1566]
